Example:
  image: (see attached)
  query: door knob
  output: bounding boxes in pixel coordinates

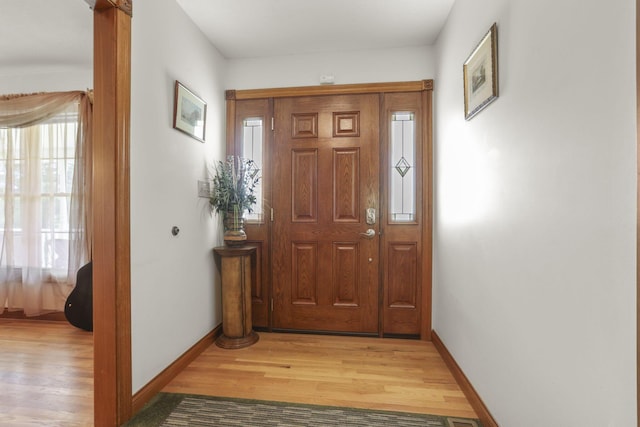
[360,228,376,238]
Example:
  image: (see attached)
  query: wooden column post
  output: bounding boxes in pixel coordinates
[93,1,132,425]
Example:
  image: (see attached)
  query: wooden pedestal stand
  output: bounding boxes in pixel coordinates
[213,246,259,349]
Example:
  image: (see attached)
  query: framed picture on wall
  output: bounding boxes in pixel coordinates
[173,81,207,142]
[463,23,499,120]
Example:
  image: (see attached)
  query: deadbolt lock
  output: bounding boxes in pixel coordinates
[366,208,376,225]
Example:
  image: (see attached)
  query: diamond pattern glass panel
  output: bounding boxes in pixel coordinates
[395,157,410,177]
[390,112,415,222]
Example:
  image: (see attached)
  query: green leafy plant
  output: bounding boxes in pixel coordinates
[209,156,260,223]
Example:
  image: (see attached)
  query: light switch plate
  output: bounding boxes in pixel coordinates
[198,180,211,198]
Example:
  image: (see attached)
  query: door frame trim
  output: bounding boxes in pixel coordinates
[421,86,434,340]
[635,0,640,425]
[226,80,433,339]
[228,80,432,101]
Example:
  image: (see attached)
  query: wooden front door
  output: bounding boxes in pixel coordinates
[228,81,433,338]
[271,94,380,334]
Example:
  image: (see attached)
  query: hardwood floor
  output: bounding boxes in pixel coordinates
[163,332,478,419]
[0,321,477,425]
[0,319,93,427]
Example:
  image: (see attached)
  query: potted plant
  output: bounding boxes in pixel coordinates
[209,155,260,246]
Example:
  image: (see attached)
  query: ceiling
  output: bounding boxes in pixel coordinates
[175,0,456,59]
[0,0,93,73]
[1,0,454,70]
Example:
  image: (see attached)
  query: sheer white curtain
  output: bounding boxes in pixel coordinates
[0,92,92,316]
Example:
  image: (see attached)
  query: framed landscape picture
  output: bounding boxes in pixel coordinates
[463,23,498,120]
[173,81,207,142]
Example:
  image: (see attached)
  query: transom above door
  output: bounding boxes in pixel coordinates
[225,81,433,338]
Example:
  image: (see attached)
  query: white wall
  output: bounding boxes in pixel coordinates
[433,0,636,426]
[130,0,227,392]
[227,45,435,89]
[0,67,92,94]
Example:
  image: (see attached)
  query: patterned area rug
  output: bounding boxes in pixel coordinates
[125,393,482,427]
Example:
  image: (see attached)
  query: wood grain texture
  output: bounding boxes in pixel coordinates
[234,81,433,100]
[162,332,478,419]
[333,111,360,137]
[0,309,66,321]
[272,94,379,333]
[213,246,259,349]
[421,88,434,340]
[637,2,640,425]
[94,0,132,15]
[0,320,93,426]
[333,149,359,221]
[93,3,132,426]
[229,99,272,328]
[332,243,359,306]
[291,149,318,221]
[380,91,426,336]
[229,82,433,338]
[292,113,318,138]
[388,243,418,308]
[292,242,318,304]
[132,327,221,414]
[0,322,480,424]
[431,331,498,427]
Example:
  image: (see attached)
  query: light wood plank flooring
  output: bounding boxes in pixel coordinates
[0,321,477,425]
[0,319,93,427]
[163,332,478,419]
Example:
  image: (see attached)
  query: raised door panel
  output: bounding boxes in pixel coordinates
[291,242,318,305]
[332,243,359,307]
[387,243,417,308]
[291,149,318,223]
[333,149,360,222]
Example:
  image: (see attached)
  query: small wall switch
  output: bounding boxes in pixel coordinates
[198,180,211,198]
[319,74,335,85]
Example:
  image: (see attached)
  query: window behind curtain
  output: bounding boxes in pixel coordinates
[0,109,78,281]
[0,92,91,316]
